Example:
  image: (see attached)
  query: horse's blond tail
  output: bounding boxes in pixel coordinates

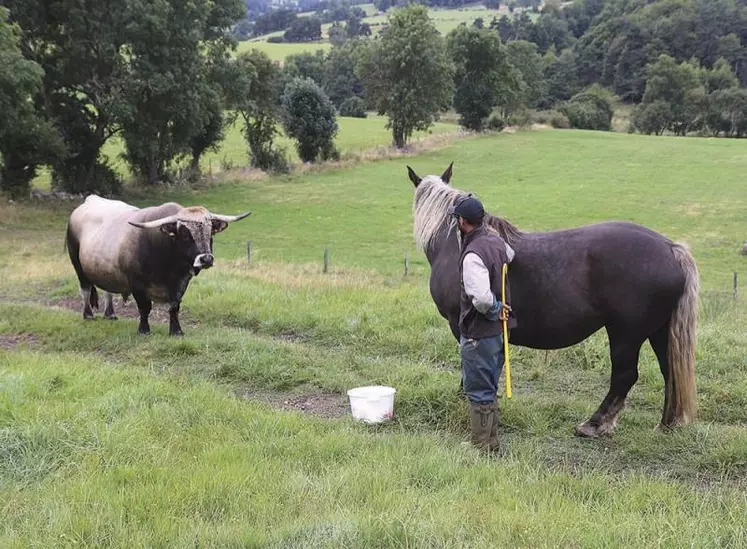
[667,243,699,426]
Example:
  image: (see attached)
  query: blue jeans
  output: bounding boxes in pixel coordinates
[460,335,505,404]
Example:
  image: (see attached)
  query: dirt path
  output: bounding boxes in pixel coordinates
[238,389,350,419]
[3,295,353,420]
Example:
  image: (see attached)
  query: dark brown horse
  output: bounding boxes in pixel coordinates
[407,163,699,437]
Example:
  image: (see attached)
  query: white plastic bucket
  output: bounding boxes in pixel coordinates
[347,385,396,424]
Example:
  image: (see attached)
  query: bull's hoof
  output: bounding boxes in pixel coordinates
[574,421,600,439]
[169,330,184,337]
[83,314,94,320]
[138,326,150,335]
[105,315,118,321]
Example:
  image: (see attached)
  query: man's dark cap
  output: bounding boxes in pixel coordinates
[447,195,484,224]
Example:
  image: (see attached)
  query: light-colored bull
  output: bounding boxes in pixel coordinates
[65,195,250,335]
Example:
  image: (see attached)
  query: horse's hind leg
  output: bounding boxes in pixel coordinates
[649,324,673,428]
[575,330,645,438]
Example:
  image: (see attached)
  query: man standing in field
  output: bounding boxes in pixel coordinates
[449,195,516,453]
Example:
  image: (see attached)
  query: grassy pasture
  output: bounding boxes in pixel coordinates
[3,129,747,546]
[33,114,459,190]
[236,39,332,62]
[239,4,514,63]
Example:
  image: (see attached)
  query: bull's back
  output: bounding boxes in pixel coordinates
[71,197,181,293]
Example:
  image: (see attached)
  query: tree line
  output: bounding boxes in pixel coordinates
[4,0,747,199]
[0,1,345,198]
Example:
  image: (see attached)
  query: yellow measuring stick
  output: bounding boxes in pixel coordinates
[501,263,512,399]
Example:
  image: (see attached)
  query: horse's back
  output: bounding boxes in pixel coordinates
[507,220,686,347]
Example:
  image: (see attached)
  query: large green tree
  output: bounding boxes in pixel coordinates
[0,8,63,198]
[633,54,707,136]
[5,0,131,193]
[356,5,453,148]
[226,49,289,173]
[281,77,339,163]
[323,40,366,109]
[119,0,245,185]
[447,25,517,131]
[506,40,546,109]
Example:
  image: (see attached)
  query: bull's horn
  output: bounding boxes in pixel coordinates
[128,214,180,229]
[210,212,252,222]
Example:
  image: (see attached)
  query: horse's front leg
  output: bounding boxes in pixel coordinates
[575,331,645,438]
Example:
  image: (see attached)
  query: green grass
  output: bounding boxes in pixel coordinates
[236,39,332,62]
[32,114,458,190]
[3,129,747,546]
[240,3,517,63]
[203,114,457,173]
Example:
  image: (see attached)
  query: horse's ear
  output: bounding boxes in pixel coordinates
[441,162,454,184]
[407,165,422,187]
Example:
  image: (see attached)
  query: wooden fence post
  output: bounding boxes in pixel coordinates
[246,241,252,265]
[404,253,410,276]
[734,271,738,300]
[324,247,329,274]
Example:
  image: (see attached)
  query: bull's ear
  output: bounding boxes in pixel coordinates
[159,222,178,237]
[211,219,228,234]
[441,162,454,184]
[407,166,422,187]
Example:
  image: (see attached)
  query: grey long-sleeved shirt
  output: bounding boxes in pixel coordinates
[462,243,515,314]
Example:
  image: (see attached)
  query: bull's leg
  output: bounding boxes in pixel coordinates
[575,330,644,439]
[168,301,184,337]
[67,225,96,320]
[80,287,95,320]
[132,291,152,335]
[104,292,118,320]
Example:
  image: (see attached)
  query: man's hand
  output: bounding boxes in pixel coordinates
[499,303,513,322]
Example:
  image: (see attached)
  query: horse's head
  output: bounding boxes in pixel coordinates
[406,162,469,257]
[407,162,453,188]
[406,162,521,259]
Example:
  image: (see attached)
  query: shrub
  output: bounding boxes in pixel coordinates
[549,111,570,129]
[281,77,339,163]
[631,101,670,136]
[52,158,122,196]
[507,109,532,128]
[267,36,285,43]
[486,114,505,131]
[252,146,292,174]
[559,86,614,131]
[338,96,367,118]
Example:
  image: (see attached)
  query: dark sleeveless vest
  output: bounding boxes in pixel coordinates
[458,226,517,339]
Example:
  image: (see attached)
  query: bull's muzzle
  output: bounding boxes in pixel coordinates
[194,253,214,269]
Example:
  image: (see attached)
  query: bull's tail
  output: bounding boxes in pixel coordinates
[66,222,98,311]
[666,243,699,426]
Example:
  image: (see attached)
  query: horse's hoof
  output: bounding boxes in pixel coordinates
[574,421,599,439]
[654,422,674,433]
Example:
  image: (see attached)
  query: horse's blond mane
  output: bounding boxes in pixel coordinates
[412,175,522,252]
